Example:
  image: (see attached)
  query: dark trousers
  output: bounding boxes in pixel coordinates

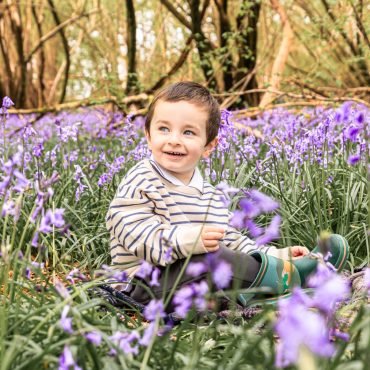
[130,246,261,311]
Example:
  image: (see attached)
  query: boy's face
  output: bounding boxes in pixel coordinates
[145,100,218,184]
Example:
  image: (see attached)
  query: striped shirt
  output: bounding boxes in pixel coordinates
[106,159,279,288]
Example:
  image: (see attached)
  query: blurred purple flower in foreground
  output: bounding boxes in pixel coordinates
[231,189,281,245]
[363,268,370,294]
[85,331,102,346]
[173,280,208,318]
[143,299,166,322]
[275,289,335,368]
[60,305,73,334]
[186,254,233,290]
[275,264,350,368]
[109,330,140,356]
[59,345,81,370]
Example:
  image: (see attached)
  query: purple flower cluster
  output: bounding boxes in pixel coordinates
[59,345,81,370]
[173,280,209,318]
[275,263,350,367]
[32,208,66,247]
[186,254,233,290]
[231,189,281,246]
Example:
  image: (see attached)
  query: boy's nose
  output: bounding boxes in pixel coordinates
[168,132,182,145]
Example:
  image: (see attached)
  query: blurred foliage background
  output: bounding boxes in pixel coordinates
[0,0,369,110]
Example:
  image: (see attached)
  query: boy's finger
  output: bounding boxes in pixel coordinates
[203,240,219,248]
[204,226,225,233]
[205,245,219,252]
[203,232,224,240]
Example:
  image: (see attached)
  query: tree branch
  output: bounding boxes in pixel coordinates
[25,8,98,64]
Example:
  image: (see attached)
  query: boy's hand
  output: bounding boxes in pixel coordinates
[201,226,225,252]
[289,246,310,259]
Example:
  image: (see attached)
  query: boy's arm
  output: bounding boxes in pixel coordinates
[107,184,208,267]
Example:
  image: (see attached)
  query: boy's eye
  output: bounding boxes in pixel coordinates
[184,130,195,136]
[159,126,169,132]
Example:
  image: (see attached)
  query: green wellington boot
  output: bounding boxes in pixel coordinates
[292,233,350,285]
[238,251,302,307]
[238,234,350,307]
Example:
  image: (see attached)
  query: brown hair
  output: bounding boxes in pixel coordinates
[145,81,220,145]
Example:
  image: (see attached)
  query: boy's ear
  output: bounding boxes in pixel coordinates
[202,137,218,159]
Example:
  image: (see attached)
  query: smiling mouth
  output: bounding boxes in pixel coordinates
[164,151,186,156]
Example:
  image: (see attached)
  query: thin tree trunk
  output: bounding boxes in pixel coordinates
[47,0,71,103]
[189,0,218,90]
[260,0,294,108]
[213,0,233,91]
[234,0,261,107]
[8,1,27,107]
[32,1,47,107]
[125,0,140,95]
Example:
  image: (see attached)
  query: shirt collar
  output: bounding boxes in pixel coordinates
[149,156,204,193]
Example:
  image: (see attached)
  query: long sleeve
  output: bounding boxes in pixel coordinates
[106,182,207,268]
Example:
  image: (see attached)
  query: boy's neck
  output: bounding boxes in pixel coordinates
[148,157,203,192]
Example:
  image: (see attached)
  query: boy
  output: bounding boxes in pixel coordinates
[106,82,348,308]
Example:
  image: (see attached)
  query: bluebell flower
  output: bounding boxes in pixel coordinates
[58,345,82,370]
[143,299,165,321]
[85,331,102,346]
[212,260,233,289]
[109,330,140,356]
[139,322,156,346]
[2,96,14,109]
[347,154,360,165]
[275,289,335,367]
[173,280,208,318]
[60,305,73,334]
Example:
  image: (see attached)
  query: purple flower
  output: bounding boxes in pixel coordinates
[136,261,154,279]
[39,208,65,233]
[143,299,165,321]
[85,331,102,346]
[186,262,207,277]
[66,268,88,284]
[364,268,370,294]
[13,170,30,193]
[58,345,82,370]
[244,219,263,238]
[348,154,360,165]
[32,142,44,157]
[60,305,73,334]
[149,267,161,287]
[96,265,128,283]
[139,322,156,346]
[275,289,335,367]
[2,96,14,109]
[173,280,208,318]
[255,215,281,246]
[109,330,140,356]
[212,260,233,289]
[54,279,71,299]
[311,274,350,314]
[249,190,280,213]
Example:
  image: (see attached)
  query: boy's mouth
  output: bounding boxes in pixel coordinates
[164,151,186,157]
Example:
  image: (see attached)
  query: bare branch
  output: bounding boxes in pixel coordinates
[25,8,98,64]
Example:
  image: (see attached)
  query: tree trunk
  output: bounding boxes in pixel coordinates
[259,0,294,108]
[125,0,140,95]
[214,0,233,91]
[47,0,70,104]
[234,0,261,107]
[189,0,218,91]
